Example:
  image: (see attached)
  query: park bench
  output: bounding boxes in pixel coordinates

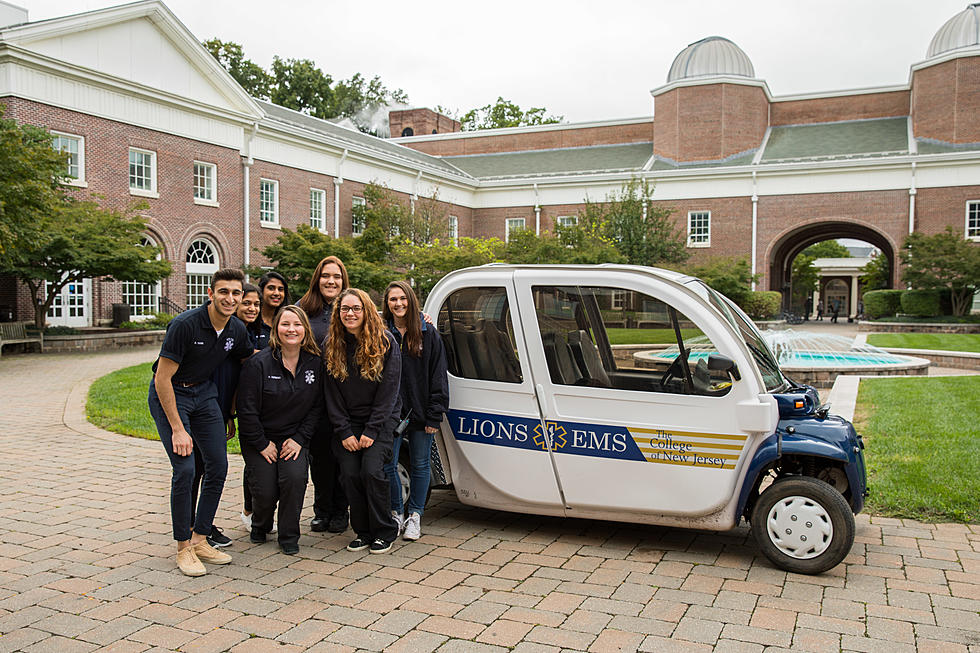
[0,321,44,358]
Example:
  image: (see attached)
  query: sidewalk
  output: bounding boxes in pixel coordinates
[0,349,977,652]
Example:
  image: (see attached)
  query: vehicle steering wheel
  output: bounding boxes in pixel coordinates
[660,356,685,389]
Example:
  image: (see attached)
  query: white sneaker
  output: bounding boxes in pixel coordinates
[270,519,277,534]
[392,511,405,536]
[403,513,421,541]
[240,511,252,530]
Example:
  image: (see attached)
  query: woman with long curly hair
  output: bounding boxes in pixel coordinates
[323,288,401,554]
[382,281,448,542]
[296,255,350,534]
[238,305,324,555]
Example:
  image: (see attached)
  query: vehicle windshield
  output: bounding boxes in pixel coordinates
[694,281,787,393]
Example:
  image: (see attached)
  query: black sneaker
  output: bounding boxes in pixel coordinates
[310,517,329,533]
[327,512,349,534]
[280,542,299,555]
[250,528,266,544]
[346,537,370,552]
[369,538,392,554]
[207,526,232,548]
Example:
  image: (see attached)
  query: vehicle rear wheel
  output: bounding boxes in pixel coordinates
[396,446,432,511]
[750,476,854,574]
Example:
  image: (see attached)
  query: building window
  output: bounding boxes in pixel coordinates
[129,148,156,195]
[401,127,414,137]
[967,201,980,241]
[687,211,710,247]
[310,188,326,231]
[506,217,525,243]
[193,161,217,205]
[51,132,84,184]
[556,215,578,228]
[259,179,278,225]
[186,238,218,309]
[122,235,161,318]
[352,196,366,236]
[448,215,458,245]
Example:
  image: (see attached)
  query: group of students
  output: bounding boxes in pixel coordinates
[147,256,449,577]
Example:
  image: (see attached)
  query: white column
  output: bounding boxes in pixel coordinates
[333,179,342,236]
[850,275,859,319]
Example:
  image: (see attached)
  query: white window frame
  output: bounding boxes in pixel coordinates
[51,131,85,187]
[310,188,327,232]
[352,196,366,236]
[556,215,578,228]
[128,148,158,198]
[185,238,219,309]
[967,201,980,241]
[259,178,279,227]
[505,217,525,243]
[687,210,711,248]
[448,215,459,246]
[193,161,218,206]
[122,235,162,319]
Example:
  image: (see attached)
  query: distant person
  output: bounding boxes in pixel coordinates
[804,296,813,321]
[148,269,253,577]
[816,300,824,321]
[831,299,840,323]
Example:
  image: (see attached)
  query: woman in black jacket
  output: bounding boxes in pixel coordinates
[323,288,401,554]
[238,305,323,555]
[382,281,448,541]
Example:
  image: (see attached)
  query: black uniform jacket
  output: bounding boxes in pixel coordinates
[323,330,401,443]
[237,347,324,451]
[386,315,449,430]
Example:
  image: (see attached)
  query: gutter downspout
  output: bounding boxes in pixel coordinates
[242,122,258,272]
[751,170,758,291]
[533,183,540,235]
[908,161,916,235]
[411,170,422,215]
[334,149,348,236]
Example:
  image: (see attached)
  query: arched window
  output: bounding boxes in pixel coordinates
[186,238,218,308]
[401,127,414,137]
[122,235,162,318]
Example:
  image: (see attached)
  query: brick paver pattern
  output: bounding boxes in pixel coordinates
[0,347,978,652]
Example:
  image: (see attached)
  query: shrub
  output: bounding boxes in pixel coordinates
[740,291,782,320]
[119,312,175,330]
[43,325,79,335]
[901,289,941,318]
[863,289,903,319]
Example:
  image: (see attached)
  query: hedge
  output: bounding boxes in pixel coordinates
[863,289,903,319]
[900,289,942,318]
[741,291,782,320]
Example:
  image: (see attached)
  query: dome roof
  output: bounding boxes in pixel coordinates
[927,3,980,58]
[667,36,755,83]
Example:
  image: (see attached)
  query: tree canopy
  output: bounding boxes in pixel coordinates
[901,227,980,316]
[460,97,563,131]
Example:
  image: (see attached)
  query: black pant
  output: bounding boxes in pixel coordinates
[242,442,309,548]
[190,439,250,521]
[310,421,348,519]
[332,438,397,543]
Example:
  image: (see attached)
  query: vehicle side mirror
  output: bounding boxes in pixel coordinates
[708,353,740,381]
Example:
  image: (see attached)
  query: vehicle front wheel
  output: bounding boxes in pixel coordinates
[750,476,855,575]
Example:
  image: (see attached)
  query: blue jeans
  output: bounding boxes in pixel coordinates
[148,380,228,541]
[385,429,433,516]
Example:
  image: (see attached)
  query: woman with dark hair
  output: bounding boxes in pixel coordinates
[323,288,401,554]
[257,272,290,350]
[237,305,323,555]
[296,255,350,533]
[382,281,448,541]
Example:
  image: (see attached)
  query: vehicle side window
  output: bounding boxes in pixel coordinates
[532,285,731,397]
[438,287,523,384]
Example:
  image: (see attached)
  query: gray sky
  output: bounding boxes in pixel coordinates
[22,0,972,123]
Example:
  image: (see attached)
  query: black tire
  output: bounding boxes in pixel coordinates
[750,476,854,575]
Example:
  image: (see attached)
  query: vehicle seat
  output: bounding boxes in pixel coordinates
[568,330,610,388]
[542,331,581,385]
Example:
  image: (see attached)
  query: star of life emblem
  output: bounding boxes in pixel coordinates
[224,337,234,351]
[304,369,315,384]
[532,421,568,451]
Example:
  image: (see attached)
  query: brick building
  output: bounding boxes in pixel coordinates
[1,1,978,325]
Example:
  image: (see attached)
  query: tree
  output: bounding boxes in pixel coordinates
[790,254,819,311]
[202,39,272,99]
[392,237,502,301]
[901,227,980,316]
[803,240,851,258]
[686,256,758,307]
[4,198,171,328]
[269,57,334,119]
[461,97,563,131]
[353,183,449,252]
[860,251,890,292]
[582,178,688,267]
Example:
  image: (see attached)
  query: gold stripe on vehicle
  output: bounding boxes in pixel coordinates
[629,427,747,442]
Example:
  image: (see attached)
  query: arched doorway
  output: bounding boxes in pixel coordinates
[824,279,849,319]
[185,238,218,309]
[768,222,897,310]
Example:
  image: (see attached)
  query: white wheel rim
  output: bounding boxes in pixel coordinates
[766,495,834,560]
[397,462,411,505]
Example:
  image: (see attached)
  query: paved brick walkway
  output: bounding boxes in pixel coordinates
[0,349,978,652]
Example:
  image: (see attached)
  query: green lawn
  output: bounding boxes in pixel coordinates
[86,362,241,454]
[866,333,980,353]
[606,328,703,345]
[853,375,980,523]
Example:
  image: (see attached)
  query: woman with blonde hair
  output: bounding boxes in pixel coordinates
[238,305,324,555]
[323,288,401,554]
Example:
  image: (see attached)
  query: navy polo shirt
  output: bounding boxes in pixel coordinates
[255,320,272,351]
[152,301,253,385]
[306,304,333,350]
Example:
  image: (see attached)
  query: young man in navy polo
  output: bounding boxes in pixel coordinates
[148,268,254,576]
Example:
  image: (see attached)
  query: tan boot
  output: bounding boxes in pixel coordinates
[176,546,206,576]
[193,539,232,565]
